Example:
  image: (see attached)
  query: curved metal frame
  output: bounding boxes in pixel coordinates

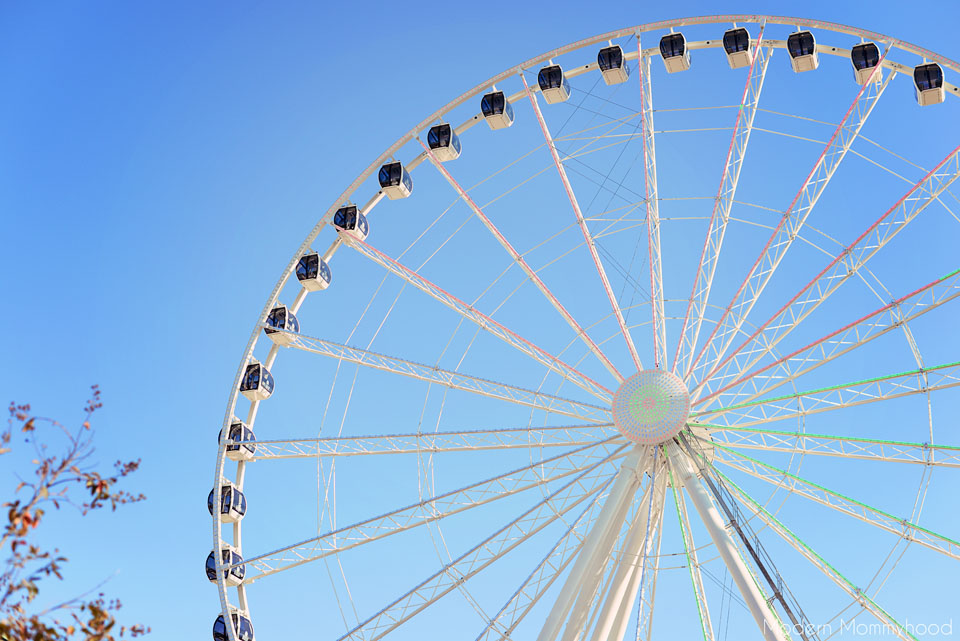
[213,15,959,641]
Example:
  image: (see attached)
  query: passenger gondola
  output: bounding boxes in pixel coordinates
[296,252,331,291]
[239,359,274,401]
[481,90,515,130]
[206,546,246,586]
[378,161,413,199]
[660,33,690,73]
[787,30,819,72]
[598,45,629,85]
[851,42,881,84]
[427,123,461,162]
[213,610,255,641]
[219,418,256,462]
[722,27,753,69]
[264,303,299,346]
[207,481,246,523]
[333,204,369,241]
[538,65,571,104]
[914,62,945,106]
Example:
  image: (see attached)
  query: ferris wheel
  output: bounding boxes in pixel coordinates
[209,15,960,641]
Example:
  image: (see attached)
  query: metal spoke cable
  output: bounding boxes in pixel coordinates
[692,359,960,428]
[337,445,627,641]
[711,444,960,560]
[715,468,920,641]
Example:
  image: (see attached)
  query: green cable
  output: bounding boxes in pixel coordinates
[715,467,919,641]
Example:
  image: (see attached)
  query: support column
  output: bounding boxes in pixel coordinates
[537,446,649,641]
[590,464,666,641]
[668,443,788,641]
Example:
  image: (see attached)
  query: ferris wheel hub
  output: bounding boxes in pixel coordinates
[611,370,690,445]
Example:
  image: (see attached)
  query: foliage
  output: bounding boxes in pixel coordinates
[0,386,149,640]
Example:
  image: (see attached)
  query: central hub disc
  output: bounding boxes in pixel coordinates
[612,369,690,445]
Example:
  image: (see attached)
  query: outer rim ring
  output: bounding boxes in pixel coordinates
[213,15,957,638]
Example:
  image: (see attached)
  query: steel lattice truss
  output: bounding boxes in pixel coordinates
[521,71,643,373]
[341,234,613,403]
[687,55,894,392]
[697,266,960,412]
[212,15,960,641]
[675,28,773,377]
[238,440,628,582]
[712,444,960,560]
[418,137,624,382]
[475,480,613,641]
[246,424,620,461]
[337,449,625,641]
[280,329,611,423]
[705,425,960,467]
[697,144,960,401]
[637,38,667,370]
[693,360,960,427]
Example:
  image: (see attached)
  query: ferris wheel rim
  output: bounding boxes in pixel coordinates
[212,15,960,641]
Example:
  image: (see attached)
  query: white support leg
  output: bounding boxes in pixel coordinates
[589,466,667,641]
[537,446,649,641]
[668,443,788,641]
[562,476,652,641]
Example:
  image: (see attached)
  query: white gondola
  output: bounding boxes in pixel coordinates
[333,204,369,242]
[219,418,256,462]
[427,123,461,161]
[851,42,881,84]
[787,30,819,72]
[239,359,274,401]
[263,303,299,346]
[206,546,246,587]
[481,90,514,130]
[207,481,246,523]
[660,33,690,73]
[378,161,413,199]
[914,62,945,106]
[213,609,255,641]
[538,65,571,104]
[723,27,753,69]
[296,252,331,291]
[598,45,629,85]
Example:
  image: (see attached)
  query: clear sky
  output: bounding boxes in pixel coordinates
[3,1,960,639]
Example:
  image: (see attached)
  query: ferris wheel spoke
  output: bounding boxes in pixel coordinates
[717,468,930,641]
[703,425,960,468]
[282,330,611,423]
[475,474,617,641]
[674,30,773,377]
[691,359,960,428]
[637,43,667,369]
[695,267,960,412]
[713,444,960,561]
[340,234,613,402]
[521,72,644,372]
[336,445,625,641]
[245,424,619,461]
[697,143,960,401]
[686,51,895,391]
[418,137,624,383]
[237,439,626,583]
[666,458,715,641]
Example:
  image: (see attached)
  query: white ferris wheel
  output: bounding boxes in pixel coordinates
[209,14,960,641]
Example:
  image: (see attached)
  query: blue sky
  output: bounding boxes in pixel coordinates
[3,1,960,639]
